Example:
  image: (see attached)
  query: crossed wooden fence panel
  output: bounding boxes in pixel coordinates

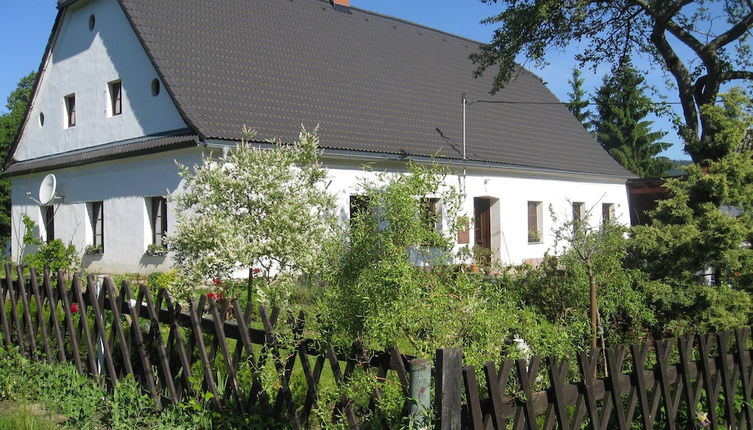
[0,265,411,428]
[461,329,753,429]
[4,262,753,429]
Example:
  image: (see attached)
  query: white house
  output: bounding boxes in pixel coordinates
[4,0,633,274]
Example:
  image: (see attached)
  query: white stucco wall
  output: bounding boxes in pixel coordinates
[323,160,630,266]
[13,0,187,161]
[10,148,202,274]
[10,149,629,274]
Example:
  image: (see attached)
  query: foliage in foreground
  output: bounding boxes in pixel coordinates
[0,346,270,429]
[316,163,586,365]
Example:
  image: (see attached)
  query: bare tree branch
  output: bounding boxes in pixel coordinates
[650,24,699,140]
[709,11,753,49]
[719,70,753,80]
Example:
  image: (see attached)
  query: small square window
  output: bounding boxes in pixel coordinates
[527,201,543,243]
[109,81,122,116]
[150,196,167,246]
[64,94,76,127]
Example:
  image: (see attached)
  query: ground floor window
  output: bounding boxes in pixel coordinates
[527,201,542,243]
[42,206,54,243]
[602,203,615,223]
[149,196,167,246]
[89,201,104,253]
[572,201,585,223]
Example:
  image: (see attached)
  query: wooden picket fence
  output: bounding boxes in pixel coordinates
[2,262,753,429]
[455,329,753,430]
[0,264,415,428]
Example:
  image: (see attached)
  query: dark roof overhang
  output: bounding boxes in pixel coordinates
[4,131,199,177]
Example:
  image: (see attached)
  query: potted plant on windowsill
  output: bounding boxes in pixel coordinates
[145,244,168,257]
[84,244,103,255]
[528,228,542,243]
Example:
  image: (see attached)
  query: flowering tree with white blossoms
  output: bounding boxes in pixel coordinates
[168,126,338,303]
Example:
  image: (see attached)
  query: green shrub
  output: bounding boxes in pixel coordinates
[20,215,78,273]
[316,163,581,364]
[0,347,272,429]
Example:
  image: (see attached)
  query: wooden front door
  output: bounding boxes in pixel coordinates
[474,197,491,252]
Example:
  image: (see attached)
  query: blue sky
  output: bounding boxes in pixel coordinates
[1,0,692,159]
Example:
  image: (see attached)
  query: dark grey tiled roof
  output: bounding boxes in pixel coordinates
[113,0,630,177]
[5,133,198,176]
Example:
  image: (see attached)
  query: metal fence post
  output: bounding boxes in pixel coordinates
[435,348,462,430]
[409,358,431,427]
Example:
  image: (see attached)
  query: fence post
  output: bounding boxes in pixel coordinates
[409,358,431,427]
[435,348,462,430]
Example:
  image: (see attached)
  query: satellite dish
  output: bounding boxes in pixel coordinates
[38,174,58,205]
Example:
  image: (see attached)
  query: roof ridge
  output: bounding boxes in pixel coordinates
[347,5,487,47]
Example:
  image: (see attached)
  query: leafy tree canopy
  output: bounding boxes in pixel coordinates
[471,0,753,163]
[0,72,36,246]
[594,61,672,177]
[168,126,338,304]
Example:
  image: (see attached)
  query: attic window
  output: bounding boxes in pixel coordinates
[88,15,95,31]
[39,112,44,127]
[64,94,76,127]
[151,78,160,96]
[109,80,122,116]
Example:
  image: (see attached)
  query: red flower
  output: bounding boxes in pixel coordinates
[70,303,79,313]
[212,278,222,286]
[252,268,261,274]
[207,292,216,300]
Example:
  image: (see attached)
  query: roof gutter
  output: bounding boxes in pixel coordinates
[202,139,634,183]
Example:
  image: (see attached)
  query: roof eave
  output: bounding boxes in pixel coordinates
[3,133,200,177]
[203,138,635,181]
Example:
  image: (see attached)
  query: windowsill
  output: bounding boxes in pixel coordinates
[143,252,167,258]
[527,241,543,245]
[84,252,103,258]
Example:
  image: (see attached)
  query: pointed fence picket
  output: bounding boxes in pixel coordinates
[1,264,753,429]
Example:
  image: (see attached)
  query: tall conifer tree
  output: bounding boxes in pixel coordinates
[595,62,671,178]
[566,68,592,131]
